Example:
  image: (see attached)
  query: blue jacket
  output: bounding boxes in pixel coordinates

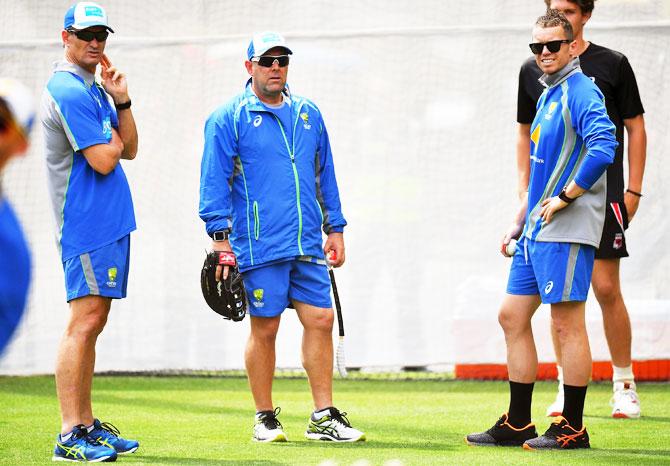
[199,82,346,271]
[525,59,617,247]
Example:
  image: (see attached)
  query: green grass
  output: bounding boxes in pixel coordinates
[0,376,669,465]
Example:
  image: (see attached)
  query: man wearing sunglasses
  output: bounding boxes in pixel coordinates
[199,31,365,443]
[517,0,647,421]
[41,2,139,462]
[467,10,616,450]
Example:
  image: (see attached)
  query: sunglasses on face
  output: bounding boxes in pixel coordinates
[68,28,109,42]
[251,55,290,68]
[529,39,570,54]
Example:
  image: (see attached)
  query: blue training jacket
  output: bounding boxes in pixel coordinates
[524,58,617,247]
[199,81,346,271]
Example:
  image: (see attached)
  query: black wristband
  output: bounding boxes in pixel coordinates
[626,188,643,197]
[558,187,576,204]
[115,100,131,110]
[211,230,229,241]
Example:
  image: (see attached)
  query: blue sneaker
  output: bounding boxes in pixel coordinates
[89,419,139,454]
[52,425,117,462]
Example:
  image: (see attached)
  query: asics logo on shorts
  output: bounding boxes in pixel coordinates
[544,281,554,295]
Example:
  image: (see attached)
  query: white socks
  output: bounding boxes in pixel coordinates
[613,364,634,382]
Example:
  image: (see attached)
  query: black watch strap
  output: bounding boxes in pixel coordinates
[115,100,132,110]
[211,230,229,241]
[558,187,576,204]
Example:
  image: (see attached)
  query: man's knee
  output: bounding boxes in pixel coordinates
[67,301,110,338]
[305,309,334,333]
[592,259,623,306]
[498,306,528,334]
[250,316,280,343]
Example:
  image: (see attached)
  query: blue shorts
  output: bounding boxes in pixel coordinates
[507,237,595,304]
[63,235,131,302]
[242,257,332,318]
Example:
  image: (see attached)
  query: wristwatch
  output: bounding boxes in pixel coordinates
[211,230,229,241]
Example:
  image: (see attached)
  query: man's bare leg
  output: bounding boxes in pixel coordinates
[55,295,111,434]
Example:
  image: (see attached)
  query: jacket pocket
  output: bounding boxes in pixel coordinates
[253,201,260,240]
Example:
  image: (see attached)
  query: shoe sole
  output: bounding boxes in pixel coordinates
[117,446,139,454]
[464,437,528,447]
[305,432,366,442]
[253,433,288,443]
[523,442,590,450]
[52,455,116,462]
[546,411,562,417]
[613,412,641,419]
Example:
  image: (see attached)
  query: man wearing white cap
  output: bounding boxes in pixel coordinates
[41,2,139,462]
[200,32,365,443]
[0,78,34,357]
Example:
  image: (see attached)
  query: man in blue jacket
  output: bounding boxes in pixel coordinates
[200,31,365,443]
[0,78,34,357]
[466,10,616,450]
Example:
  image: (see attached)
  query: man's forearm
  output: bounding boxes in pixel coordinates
[516,124,531,199]
[625,115,647,192]
[117,109,138,159]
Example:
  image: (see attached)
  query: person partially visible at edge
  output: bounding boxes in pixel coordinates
[517,0,647,419]
[466,9,616,450]
[41,2,139,462]
[0,78,34,357]
[199,31,365,443]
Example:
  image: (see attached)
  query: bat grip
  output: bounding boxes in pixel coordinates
[329,269,345,337]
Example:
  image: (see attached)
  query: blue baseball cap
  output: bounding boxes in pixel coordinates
[64,2,114,32]
[247,32,292,60]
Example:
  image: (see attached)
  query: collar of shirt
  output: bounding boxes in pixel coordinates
[539,57,582,89]
[52,60,96,88]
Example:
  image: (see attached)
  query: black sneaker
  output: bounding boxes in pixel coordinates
[523,416,590,450]
[465,413,537,446]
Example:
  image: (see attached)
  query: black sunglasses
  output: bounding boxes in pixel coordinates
[529,40,570,55]
[68,28,109,42]
[251,55,290,68]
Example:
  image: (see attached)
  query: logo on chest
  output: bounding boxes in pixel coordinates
[544,101,558,120]
[300,112,311,130]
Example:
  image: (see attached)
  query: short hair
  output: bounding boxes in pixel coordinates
[543,0,596,14]
[535,9,574,41]
[0,98,11,134]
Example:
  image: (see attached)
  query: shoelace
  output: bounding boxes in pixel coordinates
[70,425,103,446]
[329,408,352,427]
[259,407,283,430]
[97,421,121,438]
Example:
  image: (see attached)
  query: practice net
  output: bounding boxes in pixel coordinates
[1,0,669,375]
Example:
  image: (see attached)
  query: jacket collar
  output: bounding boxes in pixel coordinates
[243,78,293,110]
[539,57,581,89]
[53,60,96,88]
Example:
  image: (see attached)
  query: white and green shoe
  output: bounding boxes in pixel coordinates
[253,407,287,442]
[305,407,366,442]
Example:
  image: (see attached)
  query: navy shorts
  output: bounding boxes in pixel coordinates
[242,257,332,317]
[507,236,595,304]
[63,235,130,302]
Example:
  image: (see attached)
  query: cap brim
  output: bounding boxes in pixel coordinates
[69,24,115,33]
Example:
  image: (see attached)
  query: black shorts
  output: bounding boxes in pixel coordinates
[595,202,629,259]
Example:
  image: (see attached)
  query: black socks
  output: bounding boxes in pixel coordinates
[508,381,534,427]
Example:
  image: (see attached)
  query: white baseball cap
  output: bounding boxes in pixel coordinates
[247,31,292,59]
[0,78,35,137]
[64,2,114,32]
